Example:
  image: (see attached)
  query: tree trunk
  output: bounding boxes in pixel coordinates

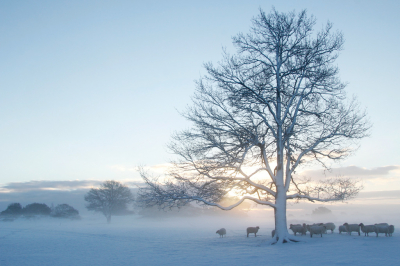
[274,185,290,243]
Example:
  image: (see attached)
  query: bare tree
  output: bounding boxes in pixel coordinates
[84,180,134,223]
[138,8,369,244]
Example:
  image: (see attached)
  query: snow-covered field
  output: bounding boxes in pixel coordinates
[0,214,398,266]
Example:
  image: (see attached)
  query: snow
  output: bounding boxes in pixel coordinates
[0,215,398,266]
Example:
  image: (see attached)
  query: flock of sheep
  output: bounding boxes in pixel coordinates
[288,222,395,238]
[215,223,395,238]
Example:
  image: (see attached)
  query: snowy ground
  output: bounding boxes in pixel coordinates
[0,214,398,266]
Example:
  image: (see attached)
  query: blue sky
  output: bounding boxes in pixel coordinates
[0,0,399,192]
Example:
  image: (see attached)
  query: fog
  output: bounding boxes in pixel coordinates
[1,184,399,230]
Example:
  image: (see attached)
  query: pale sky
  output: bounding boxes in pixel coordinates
[1,0,399,193]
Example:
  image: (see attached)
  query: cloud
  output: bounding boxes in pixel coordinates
[0,180,102,193]
[295,165,400,180]
[356,190,400,200]
[0,179,145,194]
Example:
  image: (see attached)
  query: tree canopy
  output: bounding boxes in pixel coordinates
[85,180,134,223]
[138,8,369,244]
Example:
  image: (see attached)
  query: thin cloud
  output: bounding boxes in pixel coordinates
[0,180,102,193]
[295,165,400,180]
[0,179,144,194]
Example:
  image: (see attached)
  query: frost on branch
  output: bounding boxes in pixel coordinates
[137,168,228,210]
[287,176,363,202]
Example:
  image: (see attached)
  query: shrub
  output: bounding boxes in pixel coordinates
[0,203,23,216]
[23,203,51,216]
[51,204,80,219]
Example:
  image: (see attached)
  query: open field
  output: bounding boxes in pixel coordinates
[0,215,398,266]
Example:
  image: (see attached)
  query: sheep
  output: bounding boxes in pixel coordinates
[322,223,336,233]
[388,225,395,237]
[247,226,260,237]
[343,223,361,236]
[216,228,226,238]
[374,224,389,237]
[358,223,376,236]
[289,223,307,236]
[307,225,326,238]
[312,223,328,234]
[339,225,347,234]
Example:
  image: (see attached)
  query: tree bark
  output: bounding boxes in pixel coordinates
[274,183,290,243]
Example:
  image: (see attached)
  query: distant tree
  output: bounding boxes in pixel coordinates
[312,206,332,215]
[84,180,134,223]
[23,203,52,216]
[0,203,23,216]
[51,204,80,219]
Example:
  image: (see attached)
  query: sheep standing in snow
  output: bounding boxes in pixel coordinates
[322,223,335,233]
[358,223,376,236]
[388,225,395,237]
[343,223,361,236]
[374,224,389,237]
[339,225,347,234]
[246,226,260,237]
[312,223,325,233]
[307,225,326,238]
[289,224,307,236]
[216,228,226,238]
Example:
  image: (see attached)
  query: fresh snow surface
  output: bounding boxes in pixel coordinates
[0,215,398,266]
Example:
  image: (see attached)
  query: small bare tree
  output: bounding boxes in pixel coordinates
[138,8,369,244]
[84,180,134,223]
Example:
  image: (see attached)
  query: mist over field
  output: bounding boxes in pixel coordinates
[1,195,399,266]
[1,184,399,225]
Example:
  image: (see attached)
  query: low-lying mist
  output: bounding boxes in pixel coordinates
[1,188,399,233]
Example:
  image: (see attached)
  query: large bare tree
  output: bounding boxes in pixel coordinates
[138,8,369,244]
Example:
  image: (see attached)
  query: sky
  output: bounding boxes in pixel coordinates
[1,0,400,199]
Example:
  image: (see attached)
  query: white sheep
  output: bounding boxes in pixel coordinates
[307,225,326,238]
[289,223,307,236]
[343,223,361,236]
[322,223,336,233]
[374,224,389,237]
[216,228,226,238]
[388,225,395,237]
[339,225,347,234]
[358,223,376,236]
[247,226,260,237]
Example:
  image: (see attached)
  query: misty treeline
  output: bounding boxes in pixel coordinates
[83,180,255,219]
[0,202,80,220]
[0,180,255,223]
